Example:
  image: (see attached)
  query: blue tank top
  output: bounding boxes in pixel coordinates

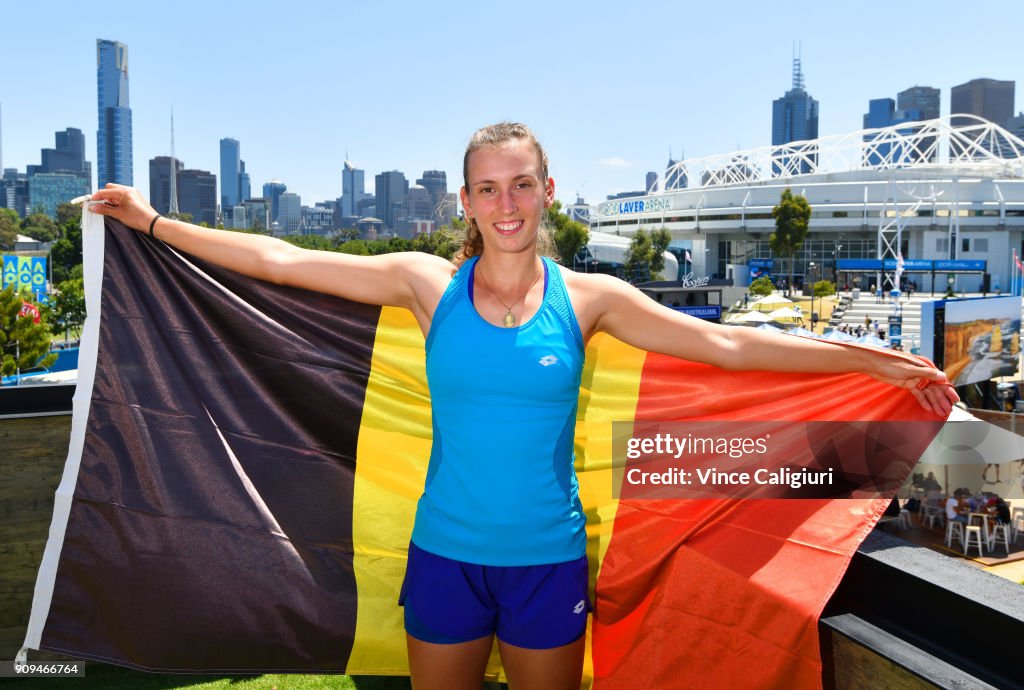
[412,255,586,566]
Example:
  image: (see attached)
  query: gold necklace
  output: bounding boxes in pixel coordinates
[477,263,543,327]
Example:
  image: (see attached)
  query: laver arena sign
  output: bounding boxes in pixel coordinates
[597,197,672,216]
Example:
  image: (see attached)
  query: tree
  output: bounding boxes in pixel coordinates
[45,278,86,341]
[283,235,334,251]
[412,227,461,258]
[21,212,59,243]
[649,228,672,280]
[770,189,811,297]
[0,286,57,380]
[0,208,20,250]
[338,239,370,256]
[749,276,775,297]
[624,229,653,283]
[56,202,81,229]
[51,217,83,285]
[545,201,589,268]
[812,280,835,297]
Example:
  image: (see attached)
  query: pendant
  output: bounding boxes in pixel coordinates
[503,310,516,327]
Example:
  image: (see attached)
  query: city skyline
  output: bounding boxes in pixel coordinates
[2,1,1022,210]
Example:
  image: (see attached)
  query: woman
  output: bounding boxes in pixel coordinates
[89,122,957,690]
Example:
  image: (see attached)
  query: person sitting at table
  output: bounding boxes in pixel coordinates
[922,472,942,492]
[946,489,969,524]
[993,497,1012,526]
[926,488,944,508]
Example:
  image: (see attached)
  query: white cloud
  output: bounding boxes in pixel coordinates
[598,157,636,169]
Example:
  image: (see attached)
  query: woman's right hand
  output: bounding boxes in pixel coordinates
[88,183,159,233]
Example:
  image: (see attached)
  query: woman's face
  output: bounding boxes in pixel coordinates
[460,140,555,256]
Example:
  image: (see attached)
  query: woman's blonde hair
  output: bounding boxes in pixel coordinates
[453,122,557,265]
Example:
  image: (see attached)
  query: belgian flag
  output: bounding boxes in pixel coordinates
[22,216,943,688]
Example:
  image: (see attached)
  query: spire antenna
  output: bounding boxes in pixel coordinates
[169,108,179,216]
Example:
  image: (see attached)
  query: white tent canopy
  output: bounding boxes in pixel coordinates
[750,294,793,310]
[728,311,772,324]
[768,307,803,322]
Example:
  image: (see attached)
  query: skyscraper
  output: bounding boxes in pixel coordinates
[895,86,940,162]
[239,161,251,203]
[861,98,921,166]
[96,39,133,188]
[28,128,91,181]
[341,161,365,218]
[417,170,453,228]
[263,180,287,222]
[148,156,184,216]
[897,86,940,121]
[276,192,301,233]
[375,170,408,230]
[951,78,1016,159]
[219,138,241,211]
[951,78,1015,126]
[771,56,819,175]
[178,169,217,226]
[664,155,686,190]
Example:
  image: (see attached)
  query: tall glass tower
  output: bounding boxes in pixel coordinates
[219,138,241,211]
[96,39,132,188]
[771,56,819,175]
[341,161,365,218]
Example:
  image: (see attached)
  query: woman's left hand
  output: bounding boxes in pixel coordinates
[864,352,959,417]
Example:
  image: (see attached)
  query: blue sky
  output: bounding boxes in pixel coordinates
[3,0,1022,210]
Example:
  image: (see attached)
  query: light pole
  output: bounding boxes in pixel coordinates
[808,261,817,332]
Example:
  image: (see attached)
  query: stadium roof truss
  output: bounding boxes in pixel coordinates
[653,115,1024,193]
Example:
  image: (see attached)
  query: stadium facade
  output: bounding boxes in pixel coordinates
[589,116,1024,295]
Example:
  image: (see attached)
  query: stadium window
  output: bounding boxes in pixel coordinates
[974,238,988,252]
[936,238,949,253]
[962,238,970,253]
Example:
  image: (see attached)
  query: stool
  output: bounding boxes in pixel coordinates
[899,509,912,530]
[1011,507,1024,542]
[963,526,984,557]
[989,523,1012,555]
[924,507,944,529]
[945,520,964,548]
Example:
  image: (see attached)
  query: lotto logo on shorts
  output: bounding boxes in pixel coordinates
[573,600,586,614]
[539,355,559,367]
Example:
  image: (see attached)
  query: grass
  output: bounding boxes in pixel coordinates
[4,665,415,690]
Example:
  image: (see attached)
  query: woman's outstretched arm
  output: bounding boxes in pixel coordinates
[87,184,454,324]
[567,271,959,416]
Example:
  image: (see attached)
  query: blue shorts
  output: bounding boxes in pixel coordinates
[399,542,591,649]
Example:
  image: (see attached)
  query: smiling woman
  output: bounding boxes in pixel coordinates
[81,121,957,690]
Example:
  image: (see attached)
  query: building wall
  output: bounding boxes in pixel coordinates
[178,169,217,226]
[28,173,90,218]
[277,192,301,234]
[375,171,407,230]
[951,78,1015,125]
[148,156,184,216]
[263,181,287,222]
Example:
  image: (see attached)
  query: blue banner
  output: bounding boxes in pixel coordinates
[837,259,882,270]
[838,258,987,272]
[674,305,722,319]
[2,255,48,300]
[934,259,986,271]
